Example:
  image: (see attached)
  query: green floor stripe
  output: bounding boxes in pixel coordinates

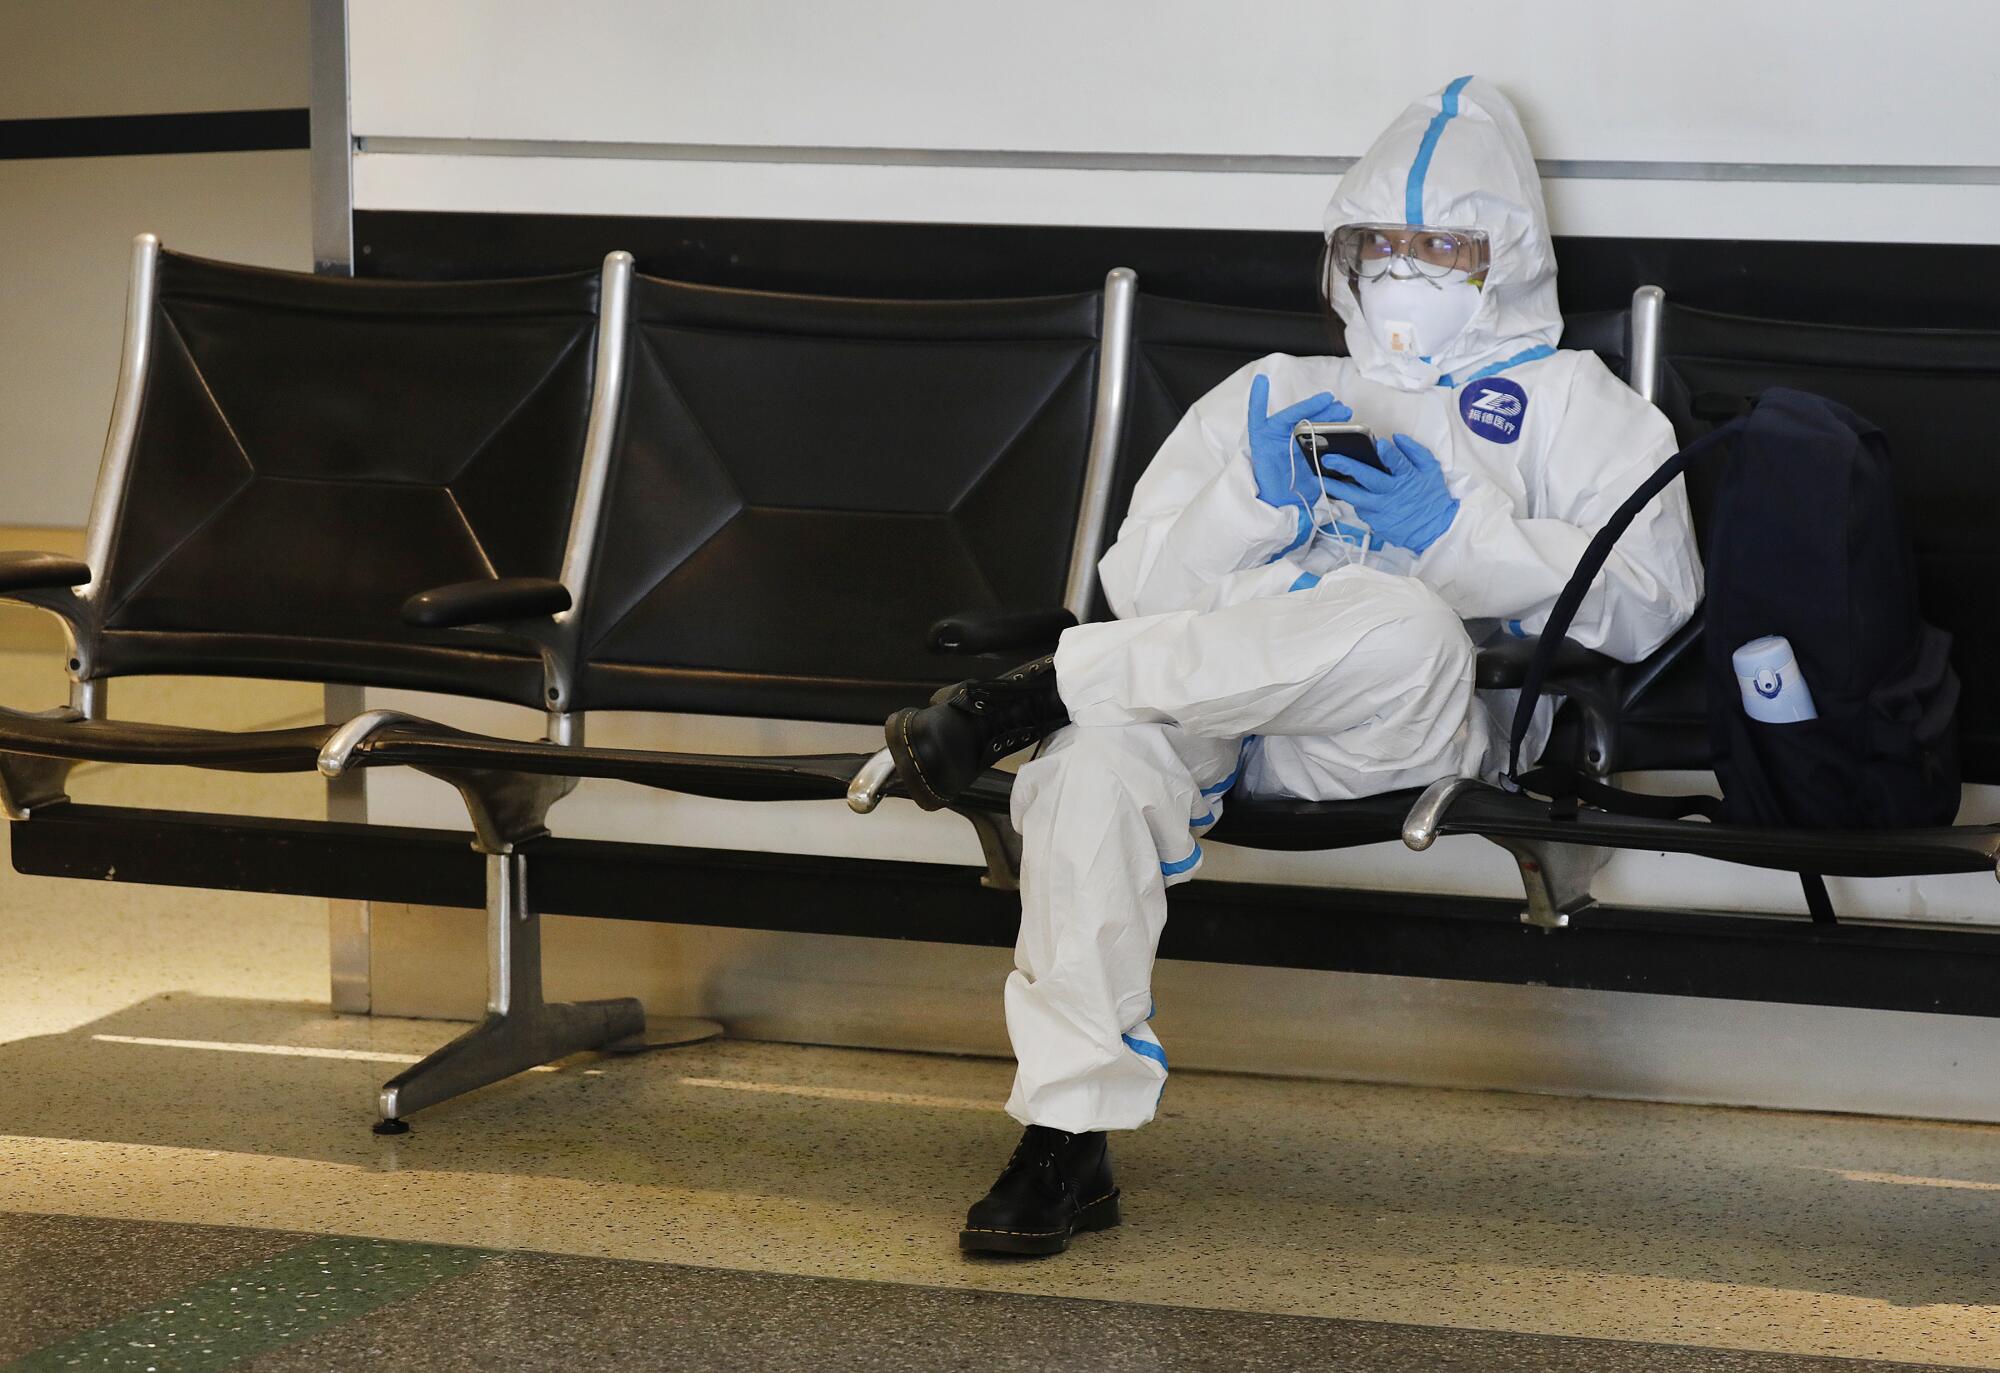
[7,1236,495,1371]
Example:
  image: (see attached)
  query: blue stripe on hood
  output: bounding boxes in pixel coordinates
[1405,75,1474,226]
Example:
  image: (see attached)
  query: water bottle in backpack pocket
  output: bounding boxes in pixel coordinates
[1732,637,1816,723]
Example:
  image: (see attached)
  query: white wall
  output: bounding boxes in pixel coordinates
[347,0,2000,239]
[0,0,311,528]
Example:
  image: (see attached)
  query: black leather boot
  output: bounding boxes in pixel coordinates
[959,1124,1120,1256]
[884,655,1068,812]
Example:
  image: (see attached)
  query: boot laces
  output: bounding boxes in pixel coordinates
[1002,1127,1078,1202]
[958,661,1059,756]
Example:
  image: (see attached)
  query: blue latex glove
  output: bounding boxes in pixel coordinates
[1321,432,1460,556]
[1246,373,1351,513]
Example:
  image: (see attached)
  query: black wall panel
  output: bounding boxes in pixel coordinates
[355,211,2000,329]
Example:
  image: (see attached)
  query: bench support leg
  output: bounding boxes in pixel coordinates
[423,767,577,856]
[0,750,76,820]
[1487,836,1603,931]
[373,851,646,1132]
[958,808,1023,891]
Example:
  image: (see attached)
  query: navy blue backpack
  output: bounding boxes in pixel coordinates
[1510,388,1960,918]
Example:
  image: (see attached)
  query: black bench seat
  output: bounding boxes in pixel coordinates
[362,715,1419,852]
[329,700,1418,851]
[1409,779,2000,880]
[340,714,875,807]
[336,704,1420,851]
[0,709,336,779]
[1201,791,1422,851]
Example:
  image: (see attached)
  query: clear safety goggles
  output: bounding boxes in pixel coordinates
[1328,223,1490,283]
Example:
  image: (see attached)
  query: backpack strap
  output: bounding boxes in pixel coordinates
[1507,421,1738,778]
[1513,766,1722,821]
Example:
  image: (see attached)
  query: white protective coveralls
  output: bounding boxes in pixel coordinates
[1003,76,1703,1133]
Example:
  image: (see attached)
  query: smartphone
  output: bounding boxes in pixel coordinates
[1292,422,1384,483]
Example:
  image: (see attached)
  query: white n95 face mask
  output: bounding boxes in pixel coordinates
[1356,270,1482,359]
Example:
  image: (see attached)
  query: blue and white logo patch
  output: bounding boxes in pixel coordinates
[1459,377,1528,444]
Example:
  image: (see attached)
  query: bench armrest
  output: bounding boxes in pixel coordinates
[0,551,90,597]
[1478,612,1707,777]
[402,577,570,630]
[1617,605,1704,711]
[1476,633,1625,775]
[928,606,1077,656]
[1474,634,1616,692]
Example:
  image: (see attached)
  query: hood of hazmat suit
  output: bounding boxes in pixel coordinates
[1323,76,1561,393]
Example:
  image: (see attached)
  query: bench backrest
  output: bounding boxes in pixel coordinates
[567,273,1111,721]
[78,239,605,709]
[1658,302,2000,780]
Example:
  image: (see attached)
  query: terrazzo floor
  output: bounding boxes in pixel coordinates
[0,658,1996,1369]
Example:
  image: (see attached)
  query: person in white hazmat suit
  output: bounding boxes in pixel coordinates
[884,76,1702,1257]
